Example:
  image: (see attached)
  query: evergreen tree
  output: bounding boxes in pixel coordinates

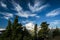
[15,23,23,40]
[34,24,37,40]
[53,27,60,38]
[0,19,12,40]
[6,19,12,40]
[12,16,19,40]
[23,27,32,40]
[13,16,18,30]
[38,22,49,40]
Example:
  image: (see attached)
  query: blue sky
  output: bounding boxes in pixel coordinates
[0,0,60,29]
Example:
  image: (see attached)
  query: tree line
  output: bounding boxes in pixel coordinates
[0,16,60,40]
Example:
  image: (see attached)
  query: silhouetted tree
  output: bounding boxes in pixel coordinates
[15,23,23,40]
[23,27,32,40]
[34,24,37,40]
[0,19,12,40]
[6,19,12,40]
[53,27,60,38]
[38,22,49,40]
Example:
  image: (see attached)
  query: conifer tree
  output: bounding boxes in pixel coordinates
[38,22,49,40]
[53,27,60,37]
[12,16,19,40]
[34,24,37,40]
[0,19,12,40]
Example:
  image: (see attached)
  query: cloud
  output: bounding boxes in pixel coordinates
[16,11,37,18]
[28,0,49,12]
[35,16,40,18]
[0,12,13,20]
[0,2,7,8]
[49,20,60,28]
[46,8,60,17]
[0,28,5,31]
[12,1,40,18]
[21,20,36,24]
[24,21,41,30]
[0,28,5,34]
[50,20,60,25]
[25,22,35,30]
[21,20,32,23]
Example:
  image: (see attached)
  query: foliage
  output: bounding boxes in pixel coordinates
[38,22,50,40]
[53,27,60,38]
[0,16,60,40]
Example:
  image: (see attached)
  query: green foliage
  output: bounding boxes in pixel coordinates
[0,16,32,40]
[34,24,37,40]
[53,27,60,37]
[38,22,49,39]
[0,16,60,40]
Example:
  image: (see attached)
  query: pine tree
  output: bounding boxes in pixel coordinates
[23,27,32,40]
[12,16,19,40]
[13,16,18,30]
[6,19,12,39]
[38,22,49,40]
[34,24,37,40]
[0,19,12,40]
[53,27,60,38]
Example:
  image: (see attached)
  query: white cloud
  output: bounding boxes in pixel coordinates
[50,20,60,25]
[35,16,40,18]
[0,28,5,34]
[28,0,49,12]
[13,2,22,12]
[12,1,40,18]
[25,22,35,30]
[3,13,13,17]
[25,21,41,31]
[46,8,60,17]
[16,11,37,18]
[0,28,6,31]
[0,2,7,8]
[0,13,13,20]
[21,20,31,23]
[49,20,60,28]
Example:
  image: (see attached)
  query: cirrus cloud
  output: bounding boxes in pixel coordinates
[12,1,40,18]
[49,20,60,29]
[28,0,49,13]
[46,8,60,17]
[0,1,7,8]
[0,12,13,20]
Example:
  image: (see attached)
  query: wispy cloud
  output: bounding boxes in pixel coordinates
[46,8,60,17]
[49,20,60,28]
[35,15,40,18]
[0,28,5,31]
[28,0,49,13]
[0,13,13,20]
[16,11,37,18]
[0,2,7,8]
[12,1,40,18]
[50,20,60,25]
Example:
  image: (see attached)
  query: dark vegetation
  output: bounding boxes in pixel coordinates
[0,16,60,40]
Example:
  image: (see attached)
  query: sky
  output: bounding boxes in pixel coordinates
[0,0,60,29]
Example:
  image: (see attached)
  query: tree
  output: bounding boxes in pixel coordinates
[11,16,20,40]
[0,19,12,40]
[15,23,23,40]
[23,27,32,40]
[6,19,12,39]
[53,27,60,38]
[13,16,18,30]
[38,22,49,40]
[34,24,37,40]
